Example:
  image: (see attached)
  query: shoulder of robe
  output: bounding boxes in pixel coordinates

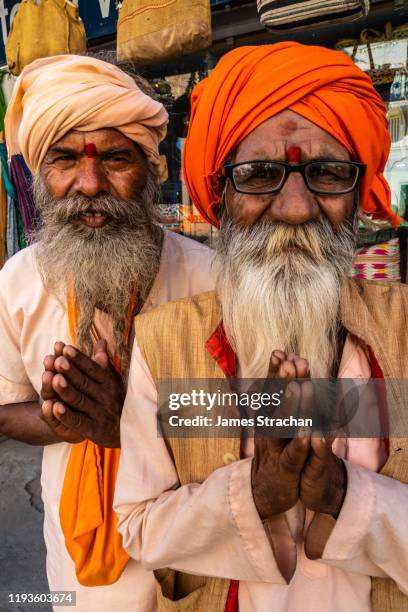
[0,245,39,286]
[342,277,408,348]
[134,290,221,380]
[135,290,219,334]
[163,228,214,257]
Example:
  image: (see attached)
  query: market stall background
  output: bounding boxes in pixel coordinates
[0,0,235,65]
[0,0,406,279]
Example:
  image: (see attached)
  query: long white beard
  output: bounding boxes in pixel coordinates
[216,215,358,378]
[32,172,162,366]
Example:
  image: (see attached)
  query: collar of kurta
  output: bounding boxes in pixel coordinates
[205,321,385,380]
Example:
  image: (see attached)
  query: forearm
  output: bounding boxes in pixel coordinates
[0,401,61,446]
[116,457,287,583]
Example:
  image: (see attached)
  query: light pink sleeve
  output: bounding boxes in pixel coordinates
[114,342,286,584]
[0,266,38,405]
[320,460,408,594]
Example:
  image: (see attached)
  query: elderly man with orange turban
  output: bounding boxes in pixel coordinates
[114,42,408,612]
[0,55,216,610]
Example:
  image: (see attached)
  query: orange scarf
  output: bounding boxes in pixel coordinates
[59,282,136,586]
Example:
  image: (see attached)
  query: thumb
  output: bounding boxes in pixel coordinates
[93,339,109,369]
[310,435,333,459]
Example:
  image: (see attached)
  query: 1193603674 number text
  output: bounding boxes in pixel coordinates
[7,591,76,606]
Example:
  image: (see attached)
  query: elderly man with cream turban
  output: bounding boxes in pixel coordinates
[0,55,216,610]
[114,42,408,612]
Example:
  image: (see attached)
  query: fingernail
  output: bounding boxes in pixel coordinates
[65,346,76,358]
[57,404,66,415]
[60,358,70,371]
[59,376,68,388]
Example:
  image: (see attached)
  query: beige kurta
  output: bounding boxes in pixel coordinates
[114,324,408,612]
[0,230,216,611]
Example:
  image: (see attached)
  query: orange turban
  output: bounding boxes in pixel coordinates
[5,54,168,174]
[183,42,399,227]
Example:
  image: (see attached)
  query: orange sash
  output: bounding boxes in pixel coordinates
[59,282,136,586]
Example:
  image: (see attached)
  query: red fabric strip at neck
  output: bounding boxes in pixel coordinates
[205,323,236,378]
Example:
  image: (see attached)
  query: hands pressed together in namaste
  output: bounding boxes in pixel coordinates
[39,341,348,543]
[40,341,125,448]
[251,351,347,559]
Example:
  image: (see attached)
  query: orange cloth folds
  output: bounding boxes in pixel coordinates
[60,281,137,586]
[60,441,129,586]
[182,42,399,227]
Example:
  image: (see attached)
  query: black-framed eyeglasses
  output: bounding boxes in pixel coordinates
[223,160,367,196]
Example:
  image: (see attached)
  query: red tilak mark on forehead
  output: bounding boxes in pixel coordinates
[286,146,302,163]
[84,143,97,157]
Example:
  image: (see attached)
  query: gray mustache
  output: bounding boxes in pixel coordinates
[51,195,131,223]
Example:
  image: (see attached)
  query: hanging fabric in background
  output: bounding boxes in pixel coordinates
[10,155,38,242]
[0,74,6,266]
[257,0,369,31]
[0,144,21,258]
[335,23,408,102]
[117,0,212,65]
[0,72,26,262]
[5,0,87,76]
[0,156,6,267]
[1,73,17,106]
[6,193,20,257]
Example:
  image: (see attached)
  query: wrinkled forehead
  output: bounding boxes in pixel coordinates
[233,109,351,163]
[48,128,144,154]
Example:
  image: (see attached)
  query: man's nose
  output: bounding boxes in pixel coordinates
[73,158,110,197]
[264,172,320,225]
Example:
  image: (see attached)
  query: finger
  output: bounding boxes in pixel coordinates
[280,436,310,474]
[310,436,333,459]
[41,399,55,419]
[53,401,93,438]
[297,381,315,424]
[41,370,58,400]
[268,351,284,377]
[53,356,102,398]
[93,339,109,369]
[278,360,297,379]
[272,350,286,361]
[303,438,330,481]
[62,345,108,383]
[54,342,65,357]
[281,381,301,420]
[42,401,69,432]
[294,357,310,378]
[51,373,98,417]
[43,354,57,372]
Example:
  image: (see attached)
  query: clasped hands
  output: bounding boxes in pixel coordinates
[251,351,347,559]
[40,340,125,448]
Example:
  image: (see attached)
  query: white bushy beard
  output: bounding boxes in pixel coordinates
[216,207,358,378]
[32,170,162,368]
